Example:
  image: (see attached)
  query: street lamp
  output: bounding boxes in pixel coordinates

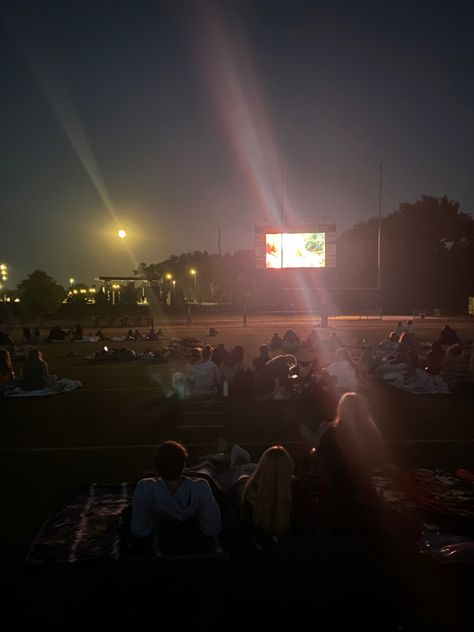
[190,269,197,301]
[1,263,8,282]
[111,283,120,305]
[165,274,173,305]
[118,229,127,239]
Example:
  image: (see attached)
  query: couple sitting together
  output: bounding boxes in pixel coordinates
[127,393,387,556]
[128,440,312,556]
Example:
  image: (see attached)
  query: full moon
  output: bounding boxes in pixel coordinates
[118,229,127,239]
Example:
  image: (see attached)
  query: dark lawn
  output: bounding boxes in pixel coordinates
[2,315,474,628]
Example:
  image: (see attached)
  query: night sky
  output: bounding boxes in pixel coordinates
[1,0,474,286]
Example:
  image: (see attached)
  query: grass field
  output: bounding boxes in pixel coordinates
[3,313,474,559]
[2,314,474,627]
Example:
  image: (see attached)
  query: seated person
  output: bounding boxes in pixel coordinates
[46,326,67,341]
[71,323,83,341]
[0,349,17,390]
[22,348,57,390]
[208,327,219,337]
[326,348,359,394]
[394,321,404,338]
[311,393,387,537]
[131,441,222,552]
[438,324,460,347]
[134,329,142,340]
[396,331,416,363]
[95,329,107,341]
[282,328,300,350]
[191,345,219,394]
[211,343,228,367]
[405,320,415,336]
[219,345,245,390]
[241,445,312,545]
[294,346,336,414]
[252,344,271,375]
[255,354,297,400]
[156,328,164,340]
[269,332,283,352]
[426,341,445,375]
[306,327,321,349]
[441,344,473,390]
[126,329,134,340]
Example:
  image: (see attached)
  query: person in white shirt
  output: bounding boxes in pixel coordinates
[394,322,404,338]
[131,441,221,546]
[191,345,219,394]
[326,348,360,394]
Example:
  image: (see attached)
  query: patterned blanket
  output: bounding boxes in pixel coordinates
[27,468,474,564]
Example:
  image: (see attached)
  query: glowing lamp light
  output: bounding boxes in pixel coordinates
[118,229,127,239]
[165,273,172,280]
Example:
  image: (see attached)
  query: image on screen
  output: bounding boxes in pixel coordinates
[265,233,282,268]
[265,232,326,268]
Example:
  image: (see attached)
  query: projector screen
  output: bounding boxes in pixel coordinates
[265,232,326,269]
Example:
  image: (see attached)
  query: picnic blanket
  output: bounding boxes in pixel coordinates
[27,483,133,563]
[26,468,474,564]
[4,378,82,397]
[385,370,450,395]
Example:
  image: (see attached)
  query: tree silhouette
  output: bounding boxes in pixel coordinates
[18,270,66,318]
[337,196,474,310]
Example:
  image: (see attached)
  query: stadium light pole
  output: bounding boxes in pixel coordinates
[377,162,383,292]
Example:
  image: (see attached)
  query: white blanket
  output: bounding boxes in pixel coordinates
[4,378,82,398]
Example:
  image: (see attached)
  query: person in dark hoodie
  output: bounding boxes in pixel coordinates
[131,441,221,552]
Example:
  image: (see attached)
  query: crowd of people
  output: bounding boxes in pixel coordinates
[125,390,390,557]
[365,321,474,392]
[2,318,474,564]
[0,347,57,392]
[169,326,363,411]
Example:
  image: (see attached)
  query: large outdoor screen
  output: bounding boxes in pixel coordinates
[265,232,326,269]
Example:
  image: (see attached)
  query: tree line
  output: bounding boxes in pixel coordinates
[4,196,474,319]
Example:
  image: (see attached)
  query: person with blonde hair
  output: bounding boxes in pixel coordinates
[241,445,311,541]
[312,392,385,534]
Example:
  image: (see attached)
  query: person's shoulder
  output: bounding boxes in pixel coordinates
[133,478,160,500]
[186,476,214,494]
[187,476,211,487]
[136,476,161,489]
